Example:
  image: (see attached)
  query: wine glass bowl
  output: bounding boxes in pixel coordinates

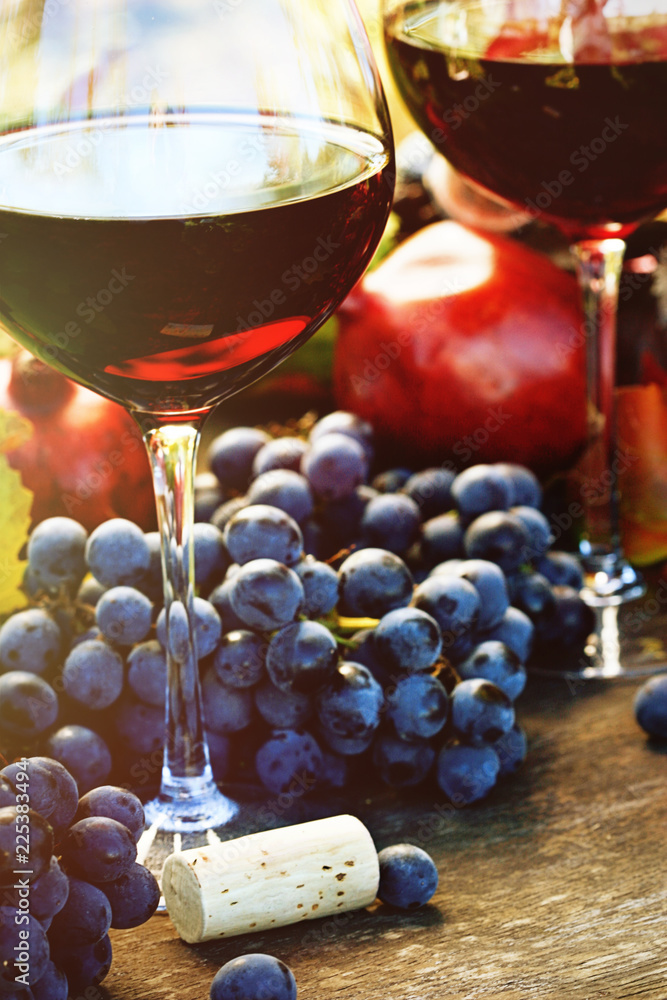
[383,0,667,673]
[0,0,393,873]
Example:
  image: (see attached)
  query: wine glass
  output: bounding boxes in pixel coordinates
[383,0,667,675]
[0,0,394,875]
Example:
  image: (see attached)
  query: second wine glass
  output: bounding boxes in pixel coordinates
[383,0,667,673]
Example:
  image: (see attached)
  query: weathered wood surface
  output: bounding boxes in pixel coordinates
[107,673,667,1000]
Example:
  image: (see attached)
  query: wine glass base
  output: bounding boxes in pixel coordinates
[579,555,646,607]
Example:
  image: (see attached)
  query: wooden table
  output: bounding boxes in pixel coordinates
[106,666,667,1000]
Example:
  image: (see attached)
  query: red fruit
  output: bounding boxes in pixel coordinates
[333,221,587,477]
[0,351,155,530]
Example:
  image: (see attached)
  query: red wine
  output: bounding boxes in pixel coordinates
[0,112,392,416]
[385,4,667,241]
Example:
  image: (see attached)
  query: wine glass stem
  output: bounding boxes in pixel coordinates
[571,238,643,604]
[140,417,217,807]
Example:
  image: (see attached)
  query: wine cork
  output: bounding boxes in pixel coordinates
[162,814,379,943]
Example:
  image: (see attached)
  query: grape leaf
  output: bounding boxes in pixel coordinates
[0,409,34,615]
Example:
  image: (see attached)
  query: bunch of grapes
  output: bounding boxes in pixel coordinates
[0,410,594,810]
[0,756,159,998]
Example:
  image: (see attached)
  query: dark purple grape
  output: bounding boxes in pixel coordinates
[401,467,455,520]
[0,673,58,739]
[0,609,62,676]
[48,877,111,947]
[255,730,323,795]
[75,786,145,841]
[266,621,338,695]
[338,548,414,619]
[56,933,112,993]
[44,726,112,794]
[97,862,160,929]
[60,817,137,883]
[208,426,270,491]
[213,630,266,689]
[27,516,88,592]
[23,858,69,923]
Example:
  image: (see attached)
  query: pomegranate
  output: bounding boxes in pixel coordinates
[0,351,155,530]
[333,221,587,477]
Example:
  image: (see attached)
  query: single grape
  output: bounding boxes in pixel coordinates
[316,662,384,742]
[483,606,535,664]
[254,679,313,730]
[386,674,449,741]
[454,559,509,631]
[373,736,435,788]
[309,410,374,457]
[266,621,338,695]
[224,504,303,567]
[464,511,531,574]
[0,907,50,991]
[293,557,339,618]
[1,758,61,825]
[213,630,266,689]
[228,559,304,631]
[61,817,136,883]
[360,493,421,554]
[535,551,584,590]
[377,844,438,909]
[76,786,145,841]
[510,506,552,561]
[494,463,542,508]
[255,729,323,795]
[301,432,368,502]
[210,953,297,1000]
[95,586,152,646]
[0,672,58,738]
[56,934,112,994]
[27,516,88,591]
[319,728,374,756]
[193,522,228,590]
[450,679,515,746]
[252,436,309,477]
[156,597,222,661]
[458,641,526,701]
[436,742,500,804]
[0,808,54,885]
[127,641,167,707]
[338,548,414,618]
[412,575,480,661]
[48,877,112,947]
[635,676,667,739]
[85,518,151,587]
[374,607,442,673]
[0,609,62,676]
[420,512,465,566]
[493,724,528,776]
[61,640,124,710]
[202,669,253,735]
[451,465,512,520]
[45,726,112,794]
[113,699,165,756]
[96,863,160,929]
[15,758,78,831]
[535,585,595,647]
[208,426,271,491]
[508,572,556,625]
[247,470,314,525]
[401,467,455,521]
